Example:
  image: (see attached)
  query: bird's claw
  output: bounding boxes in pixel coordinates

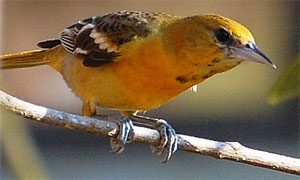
[110,117,134,154]
[109,116,177,162]
[150,119,178,163]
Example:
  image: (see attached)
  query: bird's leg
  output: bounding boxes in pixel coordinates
[130,115,178,163]
[82,102,135,154]
[82,101,95,117]
[89,106,177,162]
[110,116,134,154]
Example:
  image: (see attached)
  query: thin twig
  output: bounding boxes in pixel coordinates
[0,90,299,175]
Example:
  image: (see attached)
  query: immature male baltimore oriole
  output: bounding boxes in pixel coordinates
[0,10,275,162]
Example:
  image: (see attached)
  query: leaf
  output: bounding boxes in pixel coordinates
[267,55,300,105]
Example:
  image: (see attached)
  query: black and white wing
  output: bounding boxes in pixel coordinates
[38,11,174,67]
[62,11,155,67]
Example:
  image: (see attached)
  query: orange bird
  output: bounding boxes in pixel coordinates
[0,10,275,162]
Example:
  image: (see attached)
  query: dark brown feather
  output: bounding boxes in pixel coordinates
[37,39,61,49]
[53,11,176,67]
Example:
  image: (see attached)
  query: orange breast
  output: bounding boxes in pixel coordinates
[54,37,193,111]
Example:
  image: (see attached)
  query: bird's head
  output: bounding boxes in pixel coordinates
[162,14,276,76]
[200,14,276,69]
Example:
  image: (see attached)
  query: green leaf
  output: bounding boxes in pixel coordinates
[267,55,300,105]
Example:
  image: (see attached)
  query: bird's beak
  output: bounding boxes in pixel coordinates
[230,42,276,69]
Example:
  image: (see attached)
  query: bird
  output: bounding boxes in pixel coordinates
[0,10,275,162]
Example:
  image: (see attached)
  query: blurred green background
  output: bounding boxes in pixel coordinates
[0,1,299,179]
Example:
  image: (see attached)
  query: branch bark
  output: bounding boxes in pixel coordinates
[0,89,299,175]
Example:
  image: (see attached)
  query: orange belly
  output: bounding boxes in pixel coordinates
[53,38,196,111]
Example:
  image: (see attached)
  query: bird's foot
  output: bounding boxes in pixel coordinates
[149,119,178,163]
[110,117,134,154]
[109,115,178,162]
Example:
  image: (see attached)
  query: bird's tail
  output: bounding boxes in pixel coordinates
[0,49,50,69]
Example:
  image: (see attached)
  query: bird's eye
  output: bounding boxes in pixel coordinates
[214,28,231,44]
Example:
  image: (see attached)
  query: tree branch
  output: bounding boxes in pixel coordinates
[0,89,299,175]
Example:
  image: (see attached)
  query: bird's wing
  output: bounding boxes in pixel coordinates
[56,10,174,67]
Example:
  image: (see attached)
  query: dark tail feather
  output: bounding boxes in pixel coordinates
[37,39,61,49]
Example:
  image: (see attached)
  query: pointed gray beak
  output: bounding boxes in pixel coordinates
[230,42,276,69]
